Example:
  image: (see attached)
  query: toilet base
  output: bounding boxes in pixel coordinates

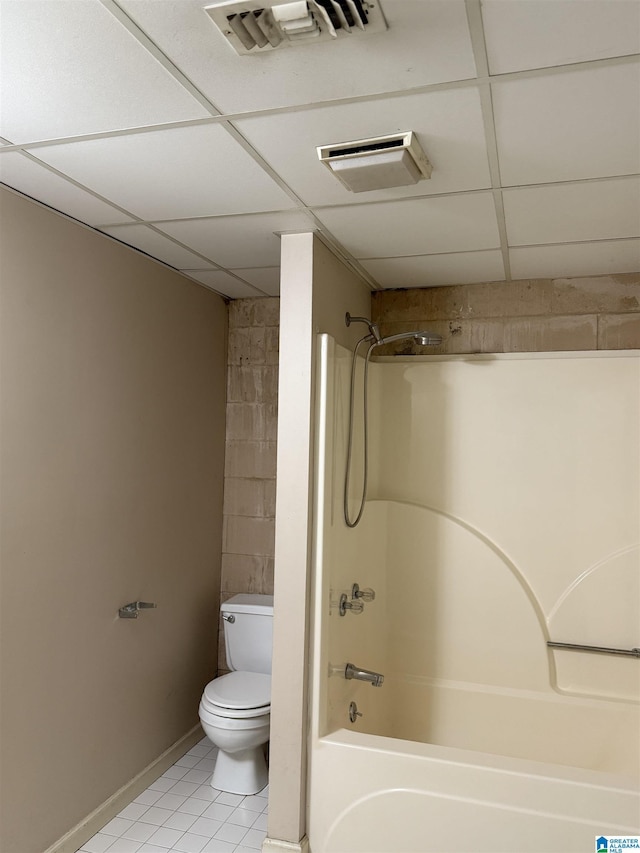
[211,744,268,796]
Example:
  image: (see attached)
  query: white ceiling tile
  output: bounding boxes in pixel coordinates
[229,268,281,296]
[314,194,500,258]
[33,124,296,220]
[503,177,640,247]
[100,224,213,269]
[493,64,640,186]
[182,270,266,299]
[118,0,476,114]
[510,240,640,280]
[361,251,505,288]
[0,152,135,225]
[482,0,640,75]
[157,211,315,268]
[0,0,209,143]
[236,87,491,206]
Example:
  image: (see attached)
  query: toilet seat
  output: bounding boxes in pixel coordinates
[201,672,271,720]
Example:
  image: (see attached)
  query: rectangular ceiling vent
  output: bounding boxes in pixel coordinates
[317,132,433,193]
[204,0,387,55]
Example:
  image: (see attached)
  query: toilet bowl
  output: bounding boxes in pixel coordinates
[198,594,274,795]
[199,670,271,794]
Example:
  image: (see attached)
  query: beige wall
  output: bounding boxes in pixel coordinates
[0,189,227,853]
[219,298,279,674]
[371,274,640,353]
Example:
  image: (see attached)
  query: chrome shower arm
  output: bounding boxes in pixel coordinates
[345,312,383,344]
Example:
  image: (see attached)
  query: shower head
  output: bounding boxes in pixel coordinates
[375,330,443,347]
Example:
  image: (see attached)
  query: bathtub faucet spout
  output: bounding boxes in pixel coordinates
[345,662,384,687]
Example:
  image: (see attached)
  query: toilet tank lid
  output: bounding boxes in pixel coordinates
[221,594,274,616]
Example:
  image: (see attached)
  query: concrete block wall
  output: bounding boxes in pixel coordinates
[216,273,639,670]
[371,274,640,355]
[219,297,279,674]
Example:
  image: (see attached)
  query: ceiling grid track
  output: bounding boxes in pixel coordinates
[465,0,511,282]
[101,0,311,211]
[98,0,378,290]
[2,1,638,296]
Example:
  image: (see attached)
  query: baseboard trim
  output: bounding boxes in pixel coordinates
[44,723,204,853]
[262,836,310,853]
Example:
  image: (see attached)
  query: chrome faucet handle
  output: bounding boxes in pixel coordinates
[339,594,364,616]
[351,583,375,602]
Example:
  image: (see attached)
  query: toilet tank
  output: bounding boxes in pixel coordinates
[222,594,274,674]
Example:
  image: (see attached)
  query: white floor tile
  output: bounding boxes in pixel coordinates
[236,796,265,813]
[153,793,187,811]
[191,786,220,802]
[212,823,247,845]
[225,809,255,829]
[200,839,235,853]
[241,828,267,849]
[162,812,197,832]
[250,813,268,831]
[175,754,202,769]
[182,770,211,785]
[134,791,164,807]
[189,816,223,838]
[81,834,116,853]
[145,826,184,848]
[148,777,177,793]
[104,838,143,853]
[161,766,190,780]
[101,817,134,837]
[118,804,151,822]
[137,807,175,826]
[213,793,242,808]
[75,744,268,853]
[200,803,234,823]
[168,781,201,798]
[171,832,210,853]
[122,823,156,843]
[177,797,210,817]
[186,744,212,758]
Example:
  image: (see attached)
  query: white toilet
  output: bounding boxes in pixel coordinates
[199,593,274,795]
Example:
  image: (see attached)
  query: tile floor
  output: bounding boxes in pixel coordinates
[76,738,268,853]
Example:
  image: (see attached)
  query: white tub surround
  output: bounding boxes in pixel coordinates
[309,339,640,852]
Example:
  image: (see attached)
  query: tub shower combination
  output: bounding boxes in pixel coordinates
[308,332,640,853]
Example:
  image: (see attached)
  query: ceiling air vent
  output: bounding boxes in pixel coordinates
[317,131,433,193]
[203,0,387,55]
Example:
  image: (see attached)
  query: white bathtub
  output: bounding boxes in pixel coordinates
[310,728,639,853]
[309,339,640,852]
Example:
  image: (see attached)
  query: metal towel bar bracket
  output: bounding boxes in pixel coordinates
[119,601,157,619]
[547,641,640,658]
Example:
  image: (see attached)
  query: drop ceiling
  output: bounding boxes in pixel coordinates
[1,0,639,300]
